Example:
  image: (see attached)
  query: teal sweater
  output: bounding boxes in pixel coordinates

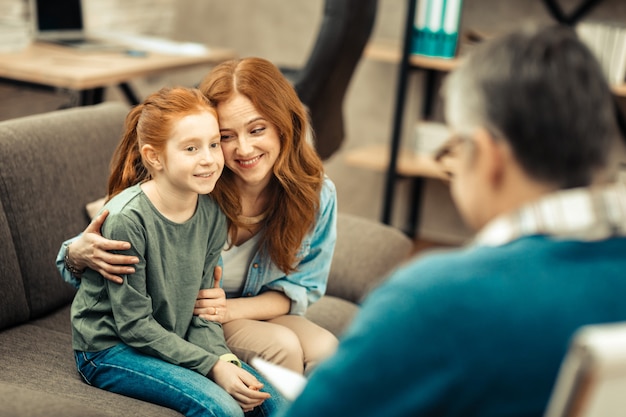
[281,235,626,417]
[71,185,229,376]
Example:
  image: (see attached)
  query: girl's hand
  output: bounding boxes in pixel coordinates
[69,209,138,284]
[208,360,270,412]
[194,266,229,322]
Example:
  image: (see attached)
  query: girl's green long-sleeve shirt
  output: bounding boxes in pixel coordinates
[71,184,230,376]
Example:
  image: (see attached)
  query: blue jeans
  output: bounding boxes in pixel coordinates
[75,344,285,417]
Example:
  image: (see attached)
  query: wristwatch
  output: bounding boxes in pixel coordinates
[64,244,84,278]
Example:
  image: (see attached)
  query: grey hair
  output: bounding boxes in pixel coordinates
[443,54,487,132]
[442,24,619,188]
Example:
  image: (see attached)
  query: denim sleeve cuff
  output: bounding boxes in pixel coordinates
[56,238,82,288]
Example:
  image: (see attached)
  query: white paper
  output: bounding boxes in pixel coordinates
[251,357,307,401]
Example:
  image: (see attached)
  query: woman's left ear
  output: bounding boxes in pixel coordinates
[141,145,162,171]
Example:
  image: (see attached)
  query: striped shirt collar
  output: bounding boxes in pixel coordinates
[474,182,626,247]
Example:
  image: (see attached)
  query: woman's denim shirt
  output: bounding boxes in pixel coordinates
[232,177,337,315]
[56,177,337,316]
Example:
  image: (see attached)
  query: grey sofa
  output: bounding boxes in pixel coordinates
[0,102,412,417]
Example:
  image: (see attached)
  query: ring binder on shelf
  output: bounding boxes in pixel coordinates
[412,0,463,59]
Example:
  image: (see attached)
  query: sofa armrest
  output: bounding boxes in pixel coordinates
[326,213,412,304]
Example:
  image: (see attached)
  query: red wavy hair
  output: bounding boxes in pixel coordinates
[198,58,324,274]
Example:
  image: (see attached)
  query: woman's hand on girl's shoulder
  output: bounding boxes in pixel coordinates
[73,209,138,284]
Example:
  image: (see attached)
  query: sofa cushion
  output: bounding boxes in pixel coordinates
[0,319,180,416]
[0,198,29,330]
[327,213,412,304]
[305,295,358,337]
[0,102,128,319]
[0,382,111,417]
[30,303,73,335]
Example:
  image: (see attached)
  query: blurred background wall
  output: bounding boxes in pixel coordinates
[1,0,626,243]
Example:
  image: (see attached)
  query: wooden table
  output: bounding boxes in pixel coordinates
[0,42,237,105]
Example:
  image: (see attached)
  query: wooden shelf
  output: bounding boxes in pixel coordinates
[364,39,459,71]
[345,144,448,180]
[365,39,626,96]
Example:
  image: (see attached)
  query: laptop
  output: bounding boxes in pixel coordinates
[29,0,122,50]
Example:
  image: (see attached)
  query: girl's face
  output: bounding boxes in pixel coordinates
[160,111,224,197]
[217,93,281,191]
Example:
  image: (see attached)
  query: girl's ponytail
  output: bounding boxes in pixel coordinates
[106,104,149,200]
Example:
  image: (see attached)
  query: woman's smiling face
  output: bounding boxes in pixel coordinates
[217,93,281,190]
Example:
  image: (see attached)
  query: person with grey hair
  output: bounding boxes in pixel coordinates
[276,24,626,417]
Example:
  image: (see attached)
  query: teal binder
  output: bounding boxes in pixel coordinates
[412,0,463,59]
[412,0,429,56]
[441,0,462,58]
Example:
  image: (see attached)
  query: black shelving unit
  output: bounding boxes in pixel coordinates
[380,0,607,237]
[380,0,449,237]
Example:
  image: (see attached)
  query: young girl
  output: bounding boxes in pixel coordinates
[70,87,282,417]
